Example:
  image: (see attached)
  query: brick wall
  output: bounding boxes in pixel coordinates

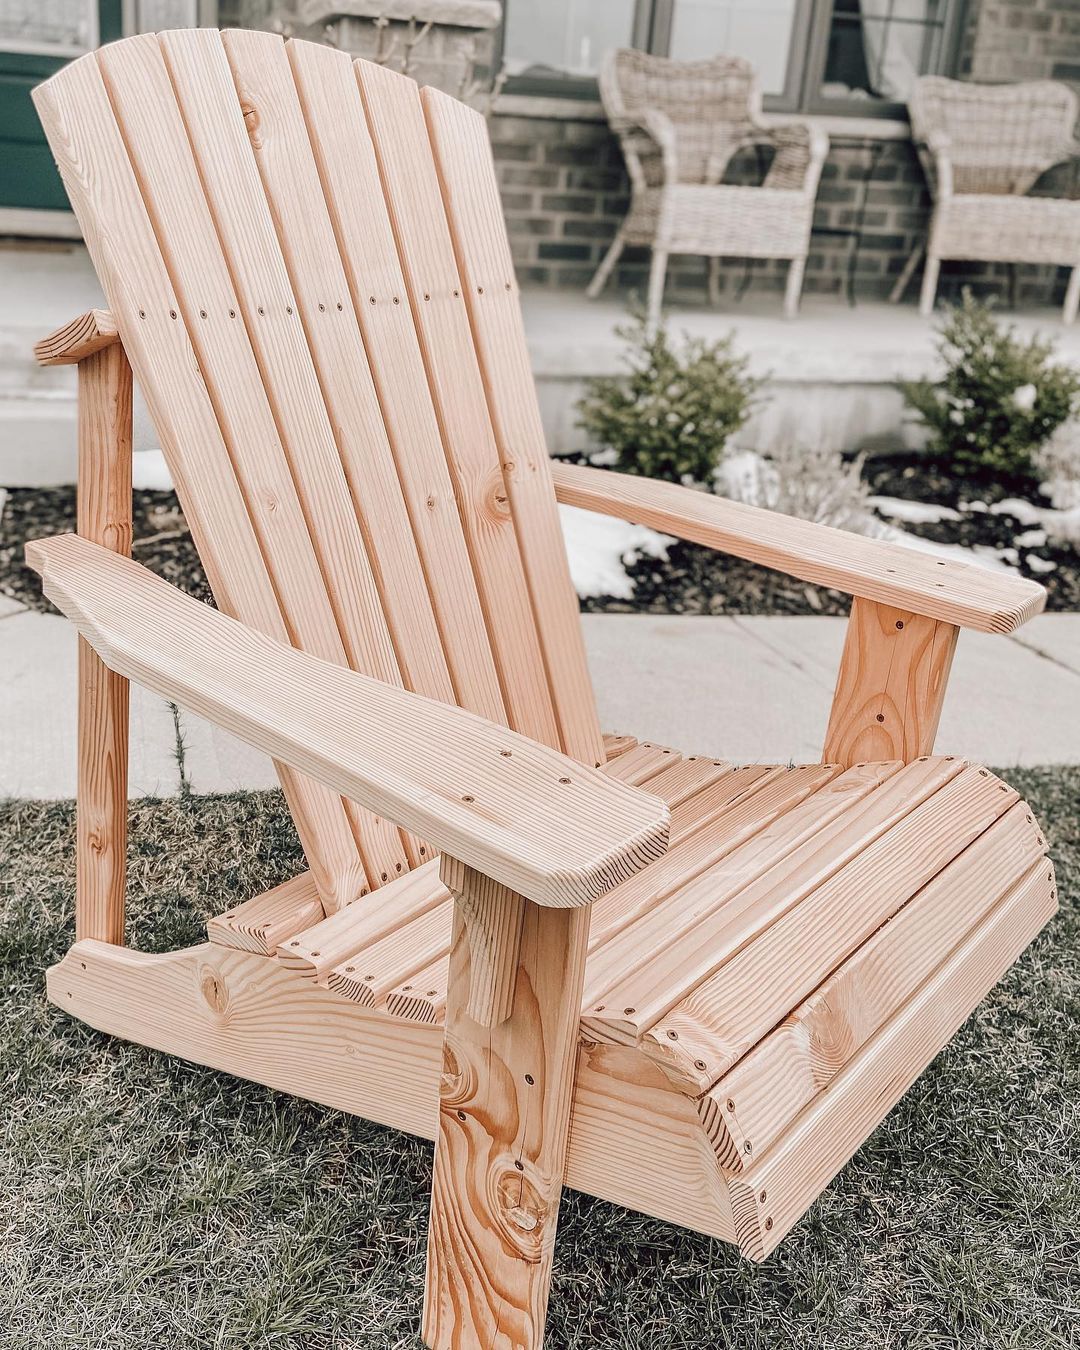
[964,0,1080,83]
[491,0,1079,313]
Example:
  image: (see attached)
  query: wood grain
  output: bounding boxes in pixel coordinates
[552,461,1046,635]
[34,45,368,912]
[727,859,1057,1259]
[702,799,1048,1171]
[46,937,735,1240]
[441,858,526,1027]
[644,763,1018,1093]
[207,872,324,955]
[75,342,132,945]
[824,598,958,766]
[28,535,669,911]
[36,308,119,365]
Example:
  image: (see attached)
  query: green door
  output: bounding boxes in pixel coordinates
[0,0,122,215]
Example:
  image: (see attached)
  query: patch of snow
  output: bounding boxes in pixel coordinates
[868,495,962,525]
[988,497,1043,526]
[586,447,619,468]
[132,449,174,491]
[559,503,672,600]
[1027,554,1058,574]
[1014,528,1048,549]
[863,515,1017,572]
[962,499,989,513]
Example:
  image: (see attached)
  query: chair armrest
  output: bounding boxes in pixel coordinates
[915,133,953,198]
[35,309,120,366]
[27,533,669,908]
[552,462,1045,634]
[613,109,678,186]
[759,120,829,191]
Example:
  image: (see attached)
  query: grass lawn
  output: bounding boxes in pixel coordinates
[1,771,1077,1349]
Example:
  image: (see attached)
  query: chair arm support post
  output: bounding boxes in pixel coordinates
[824,598,959,768]
[75,341,133,945]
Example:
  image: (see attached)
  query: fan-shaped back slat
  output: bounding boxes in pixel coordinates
[34,43,369,911]
[98,31,411,885]
[352,57,561,750]
[34,29,604,903]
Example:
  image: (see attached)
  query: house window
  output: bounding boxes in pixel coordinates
[500,0,967,115]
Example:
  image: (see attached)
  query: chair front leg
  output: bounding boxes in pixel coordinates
[1063,266,1080,325]
[423,858,591,1349]
[75,342,133,944]
[824,596,958,768]
[587,221,628,299]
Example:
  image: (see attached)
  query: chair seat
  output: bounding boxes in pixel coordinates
[206,734,1053,1255]
[936,192,1080,265]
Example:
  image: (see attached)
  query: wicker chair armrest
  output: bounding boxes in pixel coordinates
[612,108,679,188]
[759,120,830,190]
[915,132,954,199]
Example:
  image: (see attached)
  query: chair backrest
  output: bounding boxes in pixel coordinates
[35,30,604,912]
[910,76,1079,195]
[599,49,761,184]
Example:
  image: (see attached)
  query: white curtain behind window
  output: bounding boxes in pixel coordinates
[860,0,935,102]
[669,0,798,96]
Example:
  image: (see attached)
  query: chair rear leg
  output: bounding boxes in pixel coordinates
[889,243,924,304]
[1063,266,1080,325]
[646,248,668,331]
[919,253,941,317]
[783,255,806,318]
[75,342,133,944]
[707,256,721,307]
[586,223,628,299]
[423,861,590,1350]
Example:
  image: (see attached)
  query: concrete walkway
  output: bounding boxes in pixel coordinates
[3,603,1079,799]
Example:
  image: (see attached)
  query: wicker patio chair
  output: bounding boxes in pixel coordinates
[891,76,1080,322]
[587,50,829,324]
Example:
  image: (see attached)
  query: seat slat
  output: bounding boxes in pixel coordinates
[278,859,448,981]
[584,757,953,1046]
[701,799,1048,1171]
[150,30,409,883]
[207,872,324,955]
[603,742,682,785]
[644,763,1019,1092]
[583,761,858,1004]
[286,37,506,728]
[422,86,604,768]
[35,47,366,911]
[636,755,732,810]
[602,733,638,761]
[356,58,563,751]
[326,903,450,1007]
[727,860,1056,1260]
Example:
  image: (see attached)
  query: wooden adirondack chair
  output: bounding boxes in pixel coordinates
[27,29,1057,1349]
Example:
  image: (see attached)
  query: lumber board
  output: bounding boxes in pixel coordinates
[208,872,325,955]
[354,54,561,750]
[582,760,907,1033]
[701,799,1048,1171]
[325,901,451,1007]
[145,29,411,883]
[439,858,526,1027]
[75,342,132,946]
[36,307,119,365]
[34,45,368,911]
[644,763,1019,1093]
[602,733,638,761]
[365,763,779,1025]
[552,461,1046,635]
[727,859,1057,1260]
[639,755,733,810]
[280,860,447,979]
[423,84,604,768]
[824,598,958,766]
[585,764,838,962]
[603,741,682,785]
[219,29,456,715]
[46,938,734,1240]
[285,37,506,728]
[29,536,669,911]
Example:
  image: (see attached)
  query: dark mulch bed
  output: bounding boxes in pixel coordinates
[2,768,1078,1347]
[3,456,1078,619]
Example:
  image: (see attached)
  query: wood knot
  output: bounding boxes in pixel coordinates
[495,1166,547,1257]
[240,98,262,148]
[200,966,228,1016]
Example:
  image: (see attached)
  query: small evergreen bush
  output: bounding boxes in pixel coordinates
[576,318,760,486]
[902,291,1080,482]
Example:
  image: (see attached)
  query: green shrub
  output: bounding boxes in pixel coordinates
[902,291,1080,482]
[576,318,760,486]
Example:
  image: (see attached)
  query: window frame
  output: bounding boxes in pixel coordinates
[497,0,968,118]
